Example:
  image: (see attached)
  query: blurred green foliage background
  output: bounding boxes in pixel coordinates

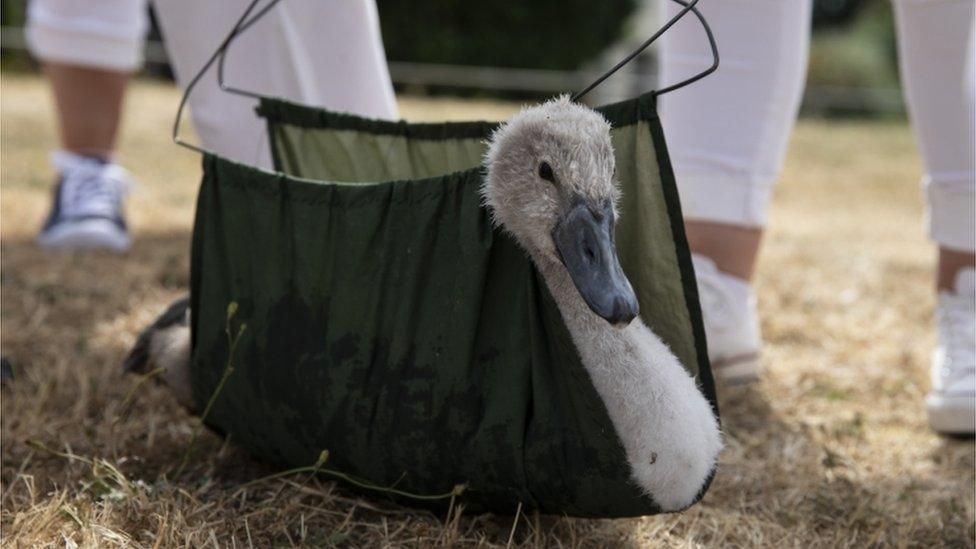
[377,0,898,88]
[379,0,638,70]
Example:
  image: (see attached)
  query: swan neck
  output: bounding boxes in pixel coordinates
[536,257,613,334]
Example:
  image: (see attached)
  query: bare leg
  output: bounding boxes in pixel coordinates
[893,0,975,434]
[34,62,134,251]
[685,221,763,282]
[659,0,809,380]
[42,62,129,159]
[661,0,809,282]
[25,0,144,251]
[938,249,976,292]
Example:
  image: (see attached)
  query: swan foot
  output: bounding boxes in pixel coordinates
[123,296,194,411]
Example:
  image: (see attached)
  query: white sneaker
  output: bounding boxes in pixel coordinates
[692,253,762,384]
[926,268,975,435]
[37,150,132,252]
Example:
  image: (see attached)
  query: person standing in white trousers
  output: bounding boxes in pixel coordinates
[27,0,398,251]
[660,0,975,434]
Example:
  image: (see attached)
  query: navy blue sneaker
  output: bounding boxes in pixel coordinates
[37,151,132,252]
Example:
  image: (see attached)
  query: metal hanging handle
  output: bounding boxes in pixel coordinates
[213,0,718,104]
[175,0,718,152]
[173,0,278,153]
[216,0,284,100]
[656,0,719,95]
[571,0,719,101]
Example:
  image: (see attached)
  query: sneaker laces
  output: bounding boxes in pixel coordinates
[52,151,132,219]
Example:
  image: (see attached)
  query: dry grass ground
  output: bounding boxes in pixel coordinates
[1,73,973,547]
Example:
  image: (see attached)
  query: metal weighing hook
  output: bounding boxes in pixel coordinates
[571,0,718,102]
[174,0,718,153]
[216,0,284,100]
[172,0,279,153]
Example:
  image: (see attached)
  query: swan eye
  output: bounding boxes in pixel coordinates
[538,161,555,183]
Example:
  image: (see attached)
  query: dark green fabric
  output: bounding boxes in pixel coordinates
[257,93,709,383]
[189,92,716,518]
[257,101,491,183]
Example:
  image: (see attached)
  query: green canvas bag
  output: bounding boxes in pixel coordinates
[187,92,717,517]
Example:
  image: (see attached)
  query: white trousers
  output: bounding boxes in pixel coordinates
[660,0,976,252]
[26,0,398,169]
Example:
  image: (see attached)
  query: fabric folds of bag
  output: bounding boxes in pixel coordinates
[187,91,716,517]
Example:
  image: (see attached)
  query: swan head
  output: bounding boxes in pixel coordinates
[483,96,639,326]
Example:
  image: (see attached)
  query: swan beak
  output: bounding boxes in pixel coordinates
[552,199,639,326]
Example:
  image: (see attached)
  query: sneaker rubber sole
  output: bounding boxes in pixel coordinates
[926,392,976,435]
[37,218,130,252]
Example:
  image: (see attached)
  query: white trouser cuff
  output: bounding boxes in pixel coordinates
[927,174,976,252]
[676,174,772,228]
[26,17,143,72]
